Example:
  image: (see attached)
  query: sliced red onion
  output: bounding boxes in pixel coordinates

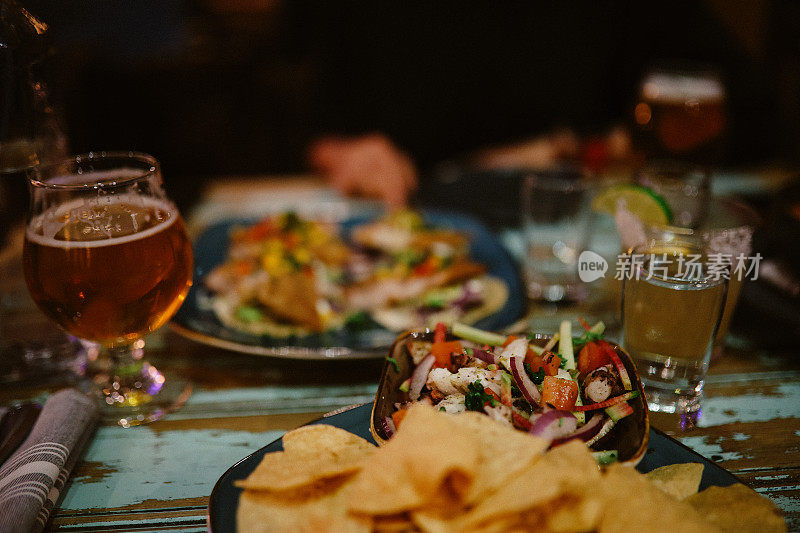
[510,356,542,405]
[551,412,606,446]
[379,416,396,439]
[409,354,435,401]
[472,348,496,365]
[452,284,482,311]
[529,409,577,443]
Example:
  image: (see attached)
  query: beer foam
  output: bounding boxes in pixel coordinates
[642,73,724,103]
[48,167,147,187]
[26,196,180,249]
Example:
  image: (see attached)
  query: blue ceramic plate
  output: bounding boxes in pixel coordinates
[207,403,743,532]
[171,210,524,359]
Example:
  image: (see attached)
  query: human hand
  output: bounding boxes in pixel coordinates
[309,134,418,209]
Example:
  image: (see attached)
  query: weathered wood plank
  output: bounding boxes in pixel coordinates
[53,412,322,522]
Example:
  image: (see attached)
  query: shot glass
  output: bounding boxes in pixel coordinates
[620,233,728,418]
[522,168,593,303]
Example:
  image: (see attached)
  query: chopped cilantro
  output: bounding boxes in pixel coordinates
[385,356,400,372]
[465,348,473,355]
[440,406,446,411]
[282,211,303,231]
[465,380,497,412]
[344,311,372,332]
[524,362,545,384]
[235,305,264,323]
[573,330,604,352]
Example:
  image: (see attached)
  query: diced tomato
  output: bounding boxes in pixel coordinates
[431,340,463,368]
[392,408,408,429]
[541,351,562,376]
[484,387,500,403]
[244,219,274,241]
[578,341,611,378]
[512,410,533,431]
[434,322,447,344]
[413,257,438,276]
[541,376,579,411]
[502,334,520,348]
[525,353,546,373]
[284,232,301,249]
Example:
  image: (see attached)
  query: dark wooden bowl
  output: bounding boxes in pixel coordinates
[371,329,650,465]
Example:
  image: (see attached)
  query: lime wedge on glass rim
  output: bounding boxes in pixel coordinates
[591,184,672,225]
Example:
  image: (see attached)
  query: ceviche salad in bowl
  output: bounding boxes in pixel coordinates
[372,320,649,465]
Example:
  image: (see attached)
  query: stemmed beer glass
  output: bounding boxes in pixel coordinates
[22,152,194,426]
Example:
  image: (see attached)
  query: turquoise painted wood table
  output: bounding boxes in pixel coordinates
[1,176,798,531]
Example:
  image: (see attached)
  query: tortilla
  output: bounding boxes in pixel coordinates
[370,276,509,332]
[211,292,345,338]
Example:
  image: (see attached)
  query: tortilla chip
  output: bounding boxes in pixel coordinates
[235,448,369,491]
[282,424,376,457]
[458,440,602,531]
[371,514,417,533]
[347,404,481,516]
[645,463,704,500]
[236,425,375,491]
[456,411,549,503]
[597,464,721,533]
[685,484,787,533]
[236,477,370,533]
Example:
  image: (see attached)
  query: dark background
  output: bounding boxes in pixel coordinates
[21,0,800,207]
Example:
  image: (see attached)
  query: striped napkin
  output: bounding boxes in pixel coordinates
[0,389,98,533]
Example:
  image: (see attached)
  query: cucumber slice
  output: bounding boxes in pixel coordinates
[592,449,619,465]
[558,321,576,370]
[605,401,634,422]
[452,322,506,346]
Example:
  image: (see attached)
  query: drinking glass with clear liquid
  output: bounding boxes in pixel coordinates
[522,168,593,303]
[621,238,728,418]
[23,152,194,426]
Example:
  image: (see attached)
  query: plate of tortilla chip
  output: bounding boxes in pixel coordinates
[172,210,524,359]
[208,403,787,532]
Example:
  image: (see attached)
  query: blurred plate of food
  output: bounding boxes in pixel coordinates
[207,402,780,533]
[171,210,524,359]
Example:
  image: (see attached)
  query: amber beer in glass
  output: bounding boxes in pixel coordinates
[633,68,727,165]
[22,152,193,426]
[24,199,192,345]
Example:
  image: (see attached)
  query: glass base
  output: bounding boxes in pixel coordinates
[525,279,588,303]
[90,358,192,428]
[641,378,704,430]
